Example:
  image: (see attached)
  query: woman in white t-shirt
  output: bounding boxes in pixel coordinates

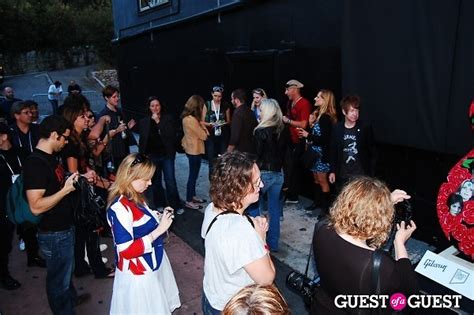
[201,151,276,314]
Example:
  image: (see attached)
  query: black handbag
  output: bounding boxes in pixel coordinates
[301,145,321,169]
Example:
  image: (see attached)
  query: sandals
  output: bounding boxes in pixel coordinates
[192,197,207,204]
[185,201,203,210]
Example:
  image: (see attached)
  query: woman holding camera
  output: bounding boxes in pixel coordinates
[61,105,113,279]
[297,89,337,215]
[311,177,419,314]
[107,153,180,314]
[201,151,276,314]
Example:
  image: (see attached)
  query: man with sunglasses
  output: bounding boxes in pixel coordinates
[282,79,312,203]
[24,116,91,313]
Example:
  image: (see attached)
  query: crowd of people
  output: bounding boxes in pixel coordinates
[0,79,422,314]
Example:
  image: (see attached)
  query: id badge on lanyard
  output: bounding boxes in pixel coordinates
[214,126,222,136]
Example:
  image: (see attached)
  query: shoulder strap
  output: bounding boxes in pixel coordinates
[205,210,255,236]
[371,250,383,294]
[307,218,329,276]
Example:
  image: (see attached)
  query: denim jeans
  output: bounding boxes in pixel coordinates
[145,153,182,209]
[49,99,59,115]
[205,135,227,177]
[186,154,202,202]
[259,171,284,251]
[202,290,221,315]
[37,227,77,315]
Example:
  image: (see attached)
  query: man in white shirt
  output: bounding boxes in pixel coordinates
[47,81,62,114]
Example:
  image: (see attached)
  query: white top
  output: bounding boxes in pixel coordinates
[48,84,63,100]
[201,202,219,239]
[203,212,266,310]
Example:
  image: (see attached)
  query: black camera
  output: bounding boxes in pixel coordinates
[394,199,412,226]
[286,271,320,306]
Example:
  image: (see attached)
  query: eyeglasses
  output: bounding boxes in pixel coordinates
[252,177,263,189]
[59,134,69,141]
[212,86,224,93]
[86,114,94,119]
[131,153,148,167]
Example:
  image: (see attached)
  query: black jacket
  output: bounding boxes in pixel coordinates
[329,120,375,176]
[255,126,289,172]
[9,123,40,155]
[138,115,176,158]
[306,114,333,164]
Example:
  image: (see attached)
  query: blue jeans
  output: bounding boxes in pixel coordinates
[202,291,221,315]
[145,154,182,209]
[259,171,284,251]
[205,135,227,177]
[186,154,202,202]
[37,227,77,315]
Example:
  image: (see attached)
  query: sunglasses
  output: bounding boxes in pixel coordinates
[252,89,265,96]
[212,86,224,93]
[131,153,148,167]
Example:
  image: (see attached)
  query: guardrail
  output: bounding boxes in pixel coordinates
[31,90,105,115]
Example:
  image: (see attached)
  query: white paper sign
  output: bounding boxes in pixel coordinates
[415,250,473,299]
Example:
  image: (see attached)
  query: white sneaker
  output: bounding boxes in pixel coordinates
[100,244,108,252]
[19,239,25,251]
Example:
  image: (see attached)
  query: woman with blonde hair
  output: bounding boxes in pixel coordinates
[107,153,180,314]
[253,98,289,251]
[311,176,418,314]
[298,89,337,215]
[181,95,209,210]
[223,284,290,315]
[251,88,268,122]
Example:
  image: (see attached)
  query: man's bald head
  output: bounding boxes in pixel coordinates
[3,87,14,99]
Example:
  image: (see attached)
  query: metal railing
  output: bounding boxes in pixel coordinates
[31,90,104,115]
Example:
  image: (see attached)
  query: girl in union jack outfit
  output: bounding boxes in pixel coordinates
[107,153,181,314]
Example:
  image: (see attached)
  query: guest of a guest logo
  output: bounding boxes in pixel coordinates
[423,259,447,272]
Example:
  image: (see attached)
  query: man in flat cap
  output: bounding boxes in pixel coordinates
[282,79,312,204]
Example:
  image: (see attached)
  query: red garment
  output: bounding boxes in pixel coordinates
[287,97,312,143]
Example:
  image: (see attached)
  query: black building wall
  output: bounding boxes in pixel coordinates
[115,0,473,244]
[116,0,343,119]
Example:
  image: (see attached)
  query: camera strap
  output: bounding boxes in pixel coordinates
[371,250,383,295]
[205,210,254,236]
[306,217,329,276]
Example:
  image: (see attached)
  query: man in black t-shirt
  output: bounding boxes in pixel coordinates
[24,116,90,313]
[329,95,374,192]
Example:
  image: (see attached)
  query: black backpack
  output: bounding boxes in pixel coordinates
[72,176,106,231]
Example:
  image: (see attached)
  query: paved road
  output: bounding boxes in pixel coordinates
[1,65,104,117]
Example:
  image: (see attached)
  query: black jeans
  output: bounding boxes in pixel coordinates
[0,217,14,277]
[74,226,108,277]
[284,141,305,199]
[205,134,227,178]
